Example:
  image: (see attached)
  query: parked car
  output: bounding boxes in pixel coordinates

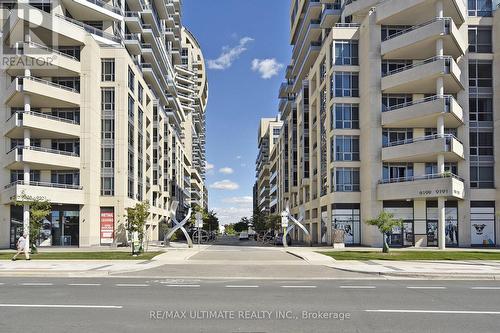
[274,233,292,246]
[239,231,249,240]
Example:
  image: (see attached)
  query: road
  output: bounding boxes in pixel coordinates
[0,277,500,333]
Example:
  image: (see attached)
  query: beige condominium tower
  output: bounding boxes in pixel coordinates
[258,0,499,248]
[0,0,208,248]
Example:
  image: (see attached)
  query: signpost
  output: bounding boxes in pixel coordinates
[195,212,203,248]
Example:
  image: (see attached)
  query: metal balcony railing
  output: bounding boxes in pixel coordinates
[24,41,79,61]
[83,0,122,14]
[383,55,453,77]
[379,172,464,184]
[18,76,79,93]
[384,133,461,148]
[8,110,80,125]
[4,180,82,190]
[55,14,122,43]
[383,17,452,41]
[10,145,80,157]
[382,94,454,112]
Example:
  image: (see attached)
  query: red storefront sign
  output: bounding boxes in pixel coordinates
[100,208,114,245]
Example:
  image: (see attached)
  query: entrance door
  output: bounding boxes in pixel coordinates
[426,221,438,247]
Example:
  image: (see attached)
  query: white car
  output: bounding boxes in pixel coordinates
[239,231,249,240]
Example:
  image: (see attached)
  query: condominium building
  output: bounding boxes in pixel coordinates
[262,0,499,248]
[255,117,282,214]
[0,0,208,248]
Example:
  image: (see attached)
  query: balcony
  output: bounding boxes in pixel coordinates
[291,0,322,45]
[5,77,80,108]
[381,56,463,94]
[6,42,80,77]
[376,0,466,26]
[320,3,342,28]
[6,146,80,170]
[60,0,123,21]
[343,0,381,19]
[124,34,142,55]
[381,18,466,60]
[377,173,465,201]
[382,95,464,128]
[382,134,464,163]
[2,181,84,205]
[124,12,142,33]
[5,111,80,139]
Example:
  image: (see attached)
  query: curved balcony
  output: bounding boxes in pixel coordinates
[377,0,466,26]
[381,18,466,60]
[2,181,84,205]
[377,173,465,201]
[5,146,80,170]
[343,0,382,19]
[382,134,464,163]
[5,111,80,139]
[382,95,463,128]
[381,56,463,94]
[5,76,80,108]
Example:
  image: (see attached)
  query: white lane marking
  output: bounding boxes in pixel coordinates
[68,284,101,286]
[225,285,259,288]
[0,304,122,309]
[165,284,200,288]
[366,309,500,315]
[471,287,500,290]
[340,286,376,289]
[407,286,447,290]
[21,283,53,286]
[115,284,149,287]
[280,285,317,289]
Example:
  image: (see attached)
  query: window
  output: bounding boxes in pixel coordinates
[101,119,115,140]
[333,41,358,66]
[469,26,492,53]
[470,131,494,156]
[101,58,115,81]
[332,104,359,129]
[101,177,114,196]
[382,128,413,147]
[334,168,360,192]
[138,83,144,105]
[101,148,114,169]
[468,0,492,17]
[52,140,79,155]
[128,66,135,92]
[332,72,359,97]
[425,163,458,175]
[381,25,412,41]
[469,96,493,123]
[10,170,40,183]
[383,163,414,181]
[101,88,115,113]
[52,108,80,123]
[334,136,359,161]
[53,77,80,92]
[51,171,79,186]
[11,138,40,149]
[470,165,494,188]
[128,95,135,120]
[381,94,412,111]
[469,60,492,88]
[381,60,412,76]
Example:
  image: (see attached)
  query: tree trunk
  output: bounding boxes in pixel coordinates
[382,233,390,253]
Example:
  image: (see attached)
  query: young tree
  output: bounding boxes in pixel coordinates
[365,211,402,253]
[234,217,250,233]
[15,193,52,254]
[204,210,219,233]
[266,214,281,233]
[252,209,267,232]
[125,201,150,254]
[224,224,236,235]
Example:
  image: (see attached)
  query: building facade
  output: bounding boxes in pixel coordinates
[0,0,208,248]
[261,0,499,248]
[255,117,283,214]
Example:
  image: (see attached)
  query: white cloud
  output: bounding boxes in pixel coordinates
[207,37,254,70]
[251,58,284,79]
[219,167,234,175]
[205,162,215,171]
[222,196,253,205]
[213,206,253,226]
[236,155,242,159]
[209,179,239,191]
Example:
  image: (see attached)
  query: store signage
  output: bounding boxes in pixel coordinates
[418,189,449,196]
[100,208,114,245]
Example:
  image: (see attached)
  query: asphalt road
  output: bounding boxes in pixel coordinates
[1,277,499,333]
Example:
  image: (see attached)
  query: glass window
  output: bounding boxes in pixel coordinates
[333,41,358,66]
[468,0,492,17]
[332,72,359,98]
[469,96,493,123]
[101,147,114,169]
[382,128,413,147]
[101,88,115,113]
[381,94,412,111]
[470,131,493,156]
[468,26,492,53]
[332,104,359,129]
[101,58,115,81]
[334,135,359,161]
[470,165,494,188]
[334,168,360,192]
[383,163,414,181]
[128,66,135,93]
[101,177,114,196]
[469,60,492,88]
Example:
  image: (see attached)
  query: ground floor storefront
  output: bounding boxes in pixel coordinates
[294,200,497,248]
